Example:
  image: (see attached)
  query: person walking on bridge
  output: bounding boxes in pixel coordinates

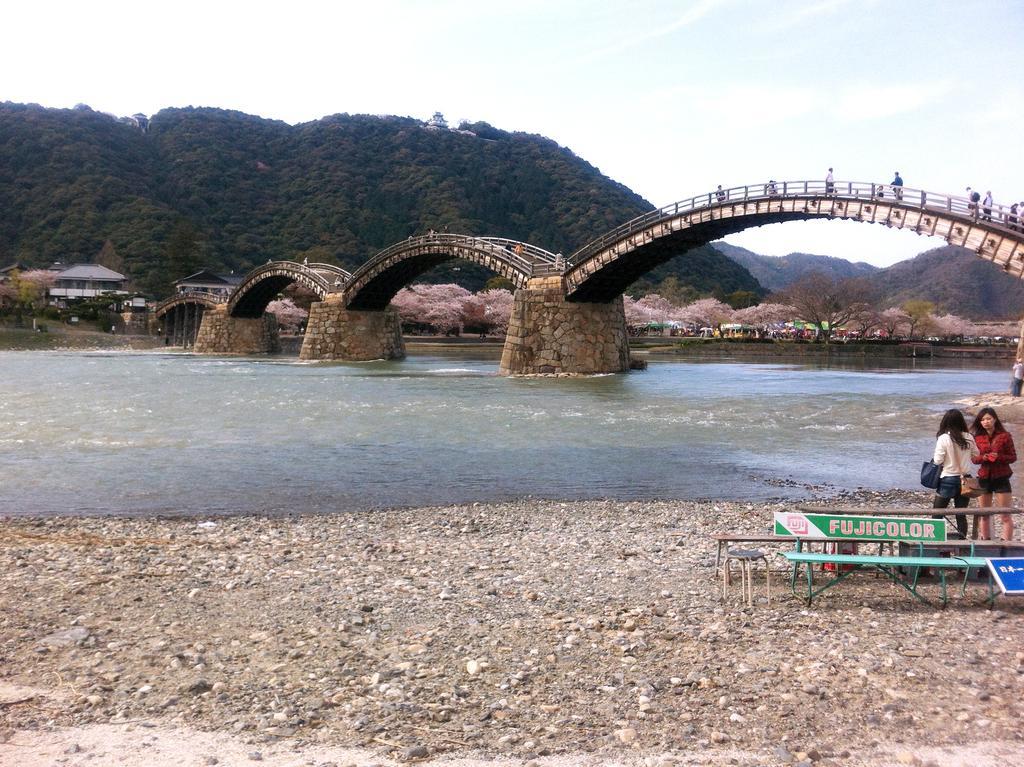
[982,191,993,221]
[716,185,727,203]
[966,187,980,217]
[825,167,835,195]
[891,171,903,200]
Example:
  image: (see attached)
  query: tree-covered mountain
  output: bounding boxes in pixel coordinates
[714,239,1024,320]
[712,241,879,292]
[0,102,761,299]
[868,245,1024,320]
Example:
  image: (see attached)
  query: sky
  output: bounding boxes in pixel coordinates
[4,0,1022,267]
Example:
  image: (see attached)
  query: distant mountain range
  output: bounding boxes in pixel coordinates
[713,242,1024,320]
[865,245,1024,319]
[712,242,878,291]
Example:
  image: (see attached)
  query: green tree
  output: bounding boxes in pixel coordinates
[163,219,205,285]
[902,299,936,339]
[8,269,55,322]
[294,245,341,266]
[652,276,700,306]
[484,275,516,292]
[95,240,125,274]
[725,290,760,309]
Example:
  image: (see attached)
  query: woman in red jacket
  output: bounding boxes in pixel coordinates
[971,407,1017,540]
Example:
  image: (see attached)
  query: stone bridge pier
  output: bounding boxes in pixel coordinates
[499,277,630,376]
[194,305,281,354]
[299,294,405,361]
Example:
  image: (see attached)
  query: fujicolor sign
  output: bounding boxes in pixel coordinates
[773,512,946,543]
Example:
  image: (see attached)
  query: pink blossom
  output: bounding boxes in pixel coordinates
[392,284,472,334]
[635,294,675,323]
[266,298,308,333]
[674,298,734,327]
[733,302,796,325]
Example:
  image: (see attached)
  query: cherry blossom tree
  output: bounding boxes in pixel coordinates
[462,289,513,334]
[675,297,733,328]
[18,270,56,310]
[879,307,910,339]
[732,302,795,325]
[623,295,654,327]
[635,294,676,324]
[266,298,308,333]
[391,284,472,335]
[930,313,973,341]
[477,289,513,334]
[973,321,1018,338]
[419,284,471,334]
[390,287,428,326]
[5,269,56,317]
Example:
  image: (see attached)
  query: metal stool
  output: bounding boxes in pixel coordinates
[722,548,771,606]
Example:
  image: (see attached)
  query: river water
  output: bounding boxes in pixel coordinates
[0,348,1009,516]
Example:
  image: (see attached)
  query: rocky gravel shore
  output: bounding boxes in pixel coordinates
[2,493,1023,767]
[955,392,1024,425]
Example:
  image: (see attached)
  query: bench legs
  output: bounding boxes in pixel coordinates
[789,562,941,606]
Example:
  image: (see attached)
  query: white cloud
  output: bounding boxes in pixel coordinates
[567,0,728,66]
[832,81,953,121]
[774,0,855,28]
[639,82,820,124]
[763,0,881,32]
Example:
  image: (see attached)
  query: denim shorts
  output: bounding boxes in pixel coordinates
[979,475,1012,494]
[935,475,963,499]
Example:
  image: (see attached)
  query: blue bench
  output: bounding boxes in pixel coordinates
[781,551,996,608]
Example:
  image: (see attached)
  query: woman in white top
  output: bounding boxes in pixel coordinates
[932,409,980,538]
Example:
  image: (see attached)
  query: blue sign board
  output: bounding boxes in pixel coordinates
[986,558,1024,595]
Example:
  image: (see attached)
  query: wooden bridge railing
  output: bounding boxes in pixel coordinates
[308,262,353,289]
[355,233,556,278]
[153,289,227,315]
[471,237,560,266]
[567,180,1022,267]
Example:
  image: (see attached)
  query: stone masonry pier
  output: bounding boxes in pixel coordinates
[193,305,281,354]
[299,294,405,361]
[499,276,630,376]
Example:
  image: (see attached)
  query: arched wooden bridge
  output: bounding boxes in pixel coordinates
[215,180,1024,315]
[153,290,226,316]
[152,290,226,347]
[564,180,1024,301]
[185,180,1024,373]
[344,235,558,310]
[229,261,352,317]
[206,237,556,318]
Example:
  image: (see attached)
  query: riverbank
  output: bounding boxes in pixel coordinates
[0,326,165,351]
[2,493,1022,767]
[634,339,1018,361]
[955,392,1024,425]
